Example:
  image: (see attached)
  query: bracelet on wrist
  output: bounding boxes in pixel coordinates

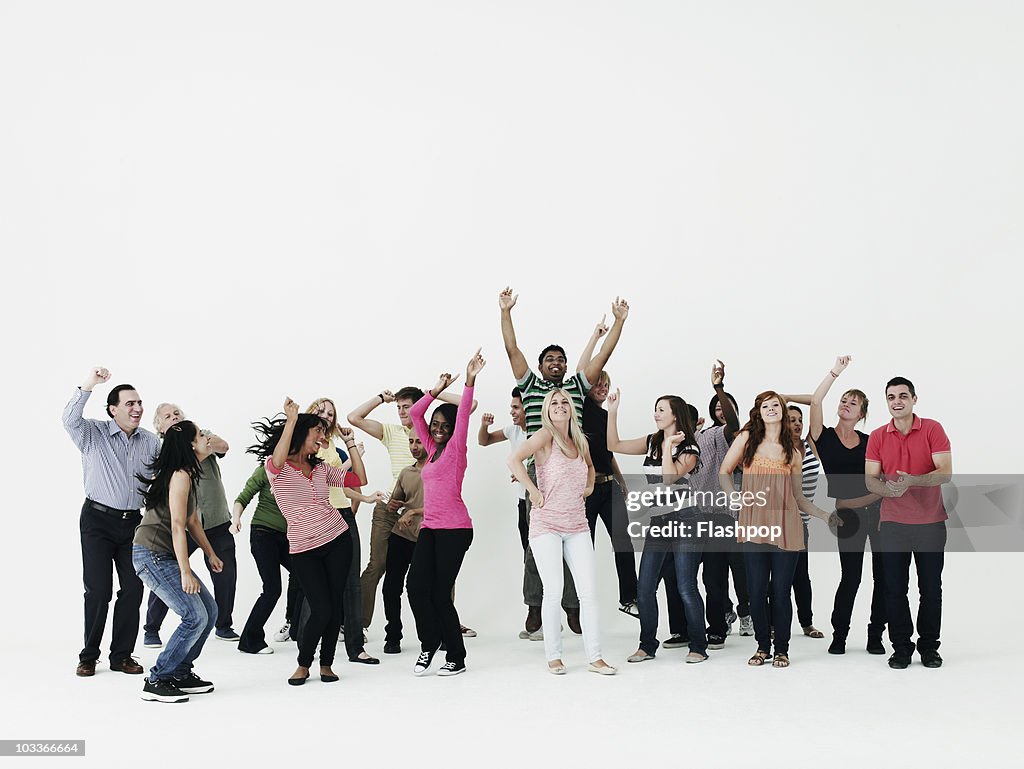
[830,371,839,378]
[378,393,386,403]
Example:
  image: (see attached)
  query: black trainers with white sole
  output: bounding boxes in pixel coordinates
[437,661,466,676]
[173,672,215,694]
[141,678,189,703]
[413,649,437,675]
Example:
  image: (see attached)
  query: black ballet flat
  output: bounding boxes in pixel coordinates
[287,672,310,686]
[348,654,380,665]
[320,672,340,682]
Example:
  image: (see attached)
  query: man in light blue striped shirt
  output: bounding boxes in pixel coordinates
[63,367,161,677]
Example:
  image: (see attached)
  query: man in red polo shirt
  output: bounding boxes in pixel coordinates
[865,377,952,670]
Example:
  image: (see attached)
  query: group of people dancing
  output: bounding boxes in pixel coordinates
[64,289,953,702]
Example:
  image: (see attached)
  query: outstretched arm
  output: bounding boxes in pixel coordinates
[582,298,629,385]
[498,287,529,381]
[271,398,299,471]
[575,316,608,372]
[711,360,741,442]
[605,388,648,455]
[809,356,851,442]
[478,413,509,446]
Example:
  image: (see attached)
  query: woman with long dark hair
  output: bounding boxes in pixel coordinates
[719,391,841,668]
[133,420,223,703]
[509,389,616,675]
[407,349,485,677]
[247,398,353,685]
[608,391,708,664]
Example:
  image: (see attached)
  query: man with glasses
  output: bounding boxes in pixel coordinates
[498,287,630,639]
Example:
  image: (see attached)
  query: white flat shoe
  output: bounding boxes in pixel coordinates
[627,650,652,663]
[588,662,617,676]
[548,662,566,675]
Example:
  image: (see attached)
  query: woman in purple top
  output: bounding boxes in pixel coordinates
[406,349,485,677]
[509,389,616,676]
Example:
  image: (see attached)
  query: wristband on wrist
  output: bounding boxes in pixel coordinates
[378,393,386,403]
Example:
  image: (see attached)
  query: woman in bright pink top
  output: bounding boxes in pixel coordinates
[247,397,352,687]
[509,389,616,676]
[406,349,485,677]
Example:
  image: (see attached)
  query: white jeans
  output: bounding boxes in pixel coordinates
[530,531,602,663]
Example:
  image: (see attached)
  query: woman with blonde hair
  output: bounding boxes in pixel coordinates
[719,391,841,668]
[509,389,615,675]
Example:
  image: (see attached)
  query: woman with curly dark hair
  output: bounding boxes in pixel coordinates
[247,398,352,686]
[719,391,840,668]
[133,420,224,703]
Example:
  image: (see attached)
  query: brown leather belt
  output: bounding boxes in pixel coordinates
[594,474,614,484]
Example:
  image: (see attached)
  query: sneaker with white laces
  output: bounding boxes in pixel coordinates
[460,625,477,638]
[437,660,466,676]
[172,671,214,694]
[739,615,754,636]
[141,677,189,704]
[413,649,437,675]
[618,601,640,619]
[725,610,738,636]
[272,621,291,643]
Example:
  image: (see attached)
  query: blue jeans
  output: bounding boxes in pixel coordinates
[132,545,217,681]
[637,545,707,656]
[743,543,799,655]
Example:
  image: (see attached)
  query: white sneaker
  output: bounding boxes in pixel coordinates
[739,615,754,636]
[272,622,291,643]
[517,629,544,641]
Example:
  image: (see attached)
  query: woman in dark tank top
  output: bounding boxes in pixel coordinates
[806,356,887,656]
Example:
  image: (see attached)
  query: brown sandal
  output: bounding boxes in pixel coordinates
[802,625,824,639]
[772,653,791,668]
[747,650,770,666]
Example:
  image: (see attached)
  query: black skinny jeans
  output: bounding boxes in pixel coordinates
[407,528,473,664]
[238,525,291,652]
[585,480,638,605]
[290,531,353,668]
[831,503,887,640]
[880,521,945,657]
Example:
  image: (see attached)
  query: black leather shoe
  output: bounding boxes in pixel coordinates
[920,650,943,668]
[76,660,96,677]
[348,653,380,665]
[888,653,911,669]
[866,636,886,655]
[111,657,144,675]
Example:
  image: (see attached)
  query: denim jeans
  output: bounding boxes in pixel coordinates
[636,519,707,656]
[132,544,217,681]
[144,521,237,634]
[744,543,799,655]
[880,521,945,657]
[238,525,291,653]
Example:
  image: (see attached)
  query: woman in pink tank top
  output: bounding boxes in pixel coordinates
[509,389,616,676]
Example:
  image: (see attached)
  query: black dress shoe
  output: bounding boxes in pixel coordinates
[348,653,380,665]
[888,653,912,669]
[866,636,886,655]
[111,657,144,675]
[920,650,943,668]
[76,660,96,677]
[828,636,846,655]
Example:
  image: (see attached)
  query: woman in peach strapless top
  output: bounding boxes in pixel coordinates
[719,391,840,669]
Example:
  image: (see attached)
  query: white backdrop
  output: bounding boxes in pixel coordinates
[2,2,1021,767]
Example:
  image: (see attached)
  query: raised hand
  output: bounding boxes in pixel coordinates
[83,366,111,391]
[432,372,459,395]
[592,314,609,339]
[711,359,725,386]
[339,427,354,442]
[498,286,518,311]
[663,431,686,449]
[607,387,622,411]
[283,397,300,422]
[611,296,630,322]
[832,355,852,376]
[481,412,495,426]
[381,389,396,403]
[466,348,487,379]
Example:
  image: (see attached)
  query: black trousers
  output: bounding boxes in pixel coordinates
[586,480,638,605]
[701,512,741,637]
[831,503,887,639]
[407,528,473,664]
[145,521,237,634]
[517,498,529,553]
[238,525,291,653]
[290,531,353,668]
[383,533,417,643]
[338,510,365,660]
[79,501,144,664]
[880,521,945,657]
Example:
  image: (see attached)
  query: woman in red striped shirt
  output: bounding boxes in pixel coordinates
[247,398,352,686]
